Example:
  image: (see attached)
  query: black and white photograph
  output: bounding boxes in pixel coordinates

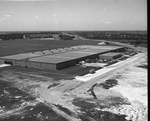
[0,0,147,121]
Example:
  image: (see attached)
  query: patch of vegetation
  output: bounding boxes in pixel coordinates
[105,97,130,106]
[0,103,67,121]
[47,83,60,89]
[0,80,35,110]
[72,98,128,121]
[72,98,97,109]
[54,104,72,116]
[137,64,147,69]
[98,79,118,89]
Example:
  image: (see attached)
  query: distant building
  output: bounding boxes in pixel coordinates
[53,34,60,40]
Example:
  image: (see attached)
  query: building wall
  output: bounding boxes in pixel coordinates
[56,54,100,70]
[26,61,31,68]
[13,60,30,68]
[30,62,41,69]
[41,63,57,70]
[112,47,125,52]
[0,58,20,65]
[20,61,26,67]
[56,60,76,70]
[15,60,41,69]
[15,60,23,66]
[75,54,99,62]
[0,58,57,70]
[4,59,16,65]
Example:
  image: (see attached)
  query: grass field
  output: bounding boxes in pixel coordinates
[0,39,98,57]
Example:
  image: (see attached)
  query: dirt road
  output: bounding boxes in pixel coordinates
[75,52,146,83]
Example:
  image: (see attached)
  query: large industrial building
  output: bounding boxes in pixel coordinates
[0,45,125,70]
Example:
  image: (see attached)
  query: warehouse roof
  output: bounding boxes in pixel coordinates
[29,55,73,63]
[29,51,95,64]
[0,45,124,62]
[76,48,110,54]
[0,53,39,60]
[50,51,93,59]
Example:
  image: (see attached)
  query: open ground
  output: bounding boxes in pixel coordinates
[0,39,98,57]
[0,37,147,121]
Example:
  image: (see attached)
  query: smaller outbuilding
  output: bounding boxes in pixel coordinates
[99,52,122,60]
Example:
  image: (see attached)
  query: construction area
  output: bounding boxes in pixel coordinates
[0,45,125,70]
[0,39,147,121]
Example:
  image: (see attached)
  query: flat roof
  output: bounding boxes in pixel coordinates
[76,48,110,54]
[0,45,124,63]
[29,50,95,64]
[29,55,73,64]
[49,51,93,59]
[0,53,39,60]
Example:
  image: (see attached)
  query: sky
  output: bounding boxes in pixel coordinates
[0,0,147,31]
